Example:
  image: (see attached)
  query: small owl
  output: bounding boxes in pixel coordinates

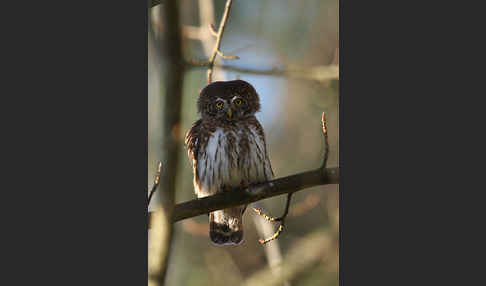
[185,80,273,245]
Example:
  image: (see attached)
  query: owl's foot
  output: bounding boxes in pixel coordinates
[252,193,293,244]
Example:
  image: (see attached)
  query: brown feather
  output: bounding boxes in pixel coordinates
[185,80,273,245]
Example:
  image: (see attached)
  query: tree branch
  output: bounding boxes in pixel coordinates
[251,212,290,286]
[206,0,237,83]
[148,111,339,228]
[196,0,227,82]
[148,166,339,227]
[148,0,184,285]
[187,60,339,83]
[147,161,162,207]
[251,111,329,244]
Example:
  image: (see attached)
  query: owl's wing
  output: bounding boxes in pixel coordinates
[262,135,274,180]
[251,118,274,181]
[184,119,202,188]
[184,119,203,175]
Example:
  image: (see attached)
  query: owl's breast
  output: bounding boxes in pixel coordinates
[194,125,271,198]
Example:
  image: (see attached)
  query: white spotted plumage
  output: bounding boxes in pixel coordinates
[194,124,272,198]
[185,79,272,245]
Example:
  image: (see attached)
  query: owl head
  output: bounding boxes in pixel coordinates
[197,80,261,121]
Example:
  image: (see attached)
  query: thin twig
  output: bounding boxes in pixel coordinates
[216,50,240,60]
[253,193,293,244]
[209,24,218,37]
[198,0,227,82]
[321,112,329,169]
[206,0,238,83]
[251,208,291,286]
[147,161,162,207]
[253,188,293,245]
[253,112,329,244]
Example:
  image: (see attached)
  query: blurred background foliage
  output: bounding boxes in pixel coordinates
[149,0,338,285]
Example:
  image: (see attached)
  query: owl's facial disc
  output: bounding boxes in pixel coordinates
[223,96,245,120]
[198,80,260,120]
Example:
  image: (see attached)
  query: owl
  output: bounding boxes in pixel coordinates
[185,80,273,245]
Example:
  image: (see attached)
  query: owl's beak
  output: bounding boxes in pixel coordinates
[227,108,233,119]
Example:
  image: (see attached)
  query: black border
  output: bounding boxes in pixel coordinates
[5,1,148,285]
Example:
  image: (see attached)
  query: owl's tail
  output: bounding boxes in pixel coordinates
[209,207,245,245]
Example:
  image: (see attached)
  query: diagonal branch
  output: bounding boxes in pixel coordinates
[147,167,339,228]
[175,167,338,222]
[206,0,238,83]
[148,112,338,228]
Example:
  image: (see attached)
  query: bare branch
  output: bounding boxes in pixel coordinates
[253,112,329,244]
[216,49,239,60]
[148,0,184,285]
[147,166,339,227]
[207,0,236,83]
[209,24,218,37]
[198,0,228,82]
[186,60,339,83]
[148,112,338,228]
[251,211,291,286]
[253,192,293,244]
[147,161,162,207]
[321,112,329,169]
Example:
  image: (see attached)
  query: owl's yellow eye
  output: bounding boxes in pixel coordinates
[234,99,243,106]
[215,102,224,109]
